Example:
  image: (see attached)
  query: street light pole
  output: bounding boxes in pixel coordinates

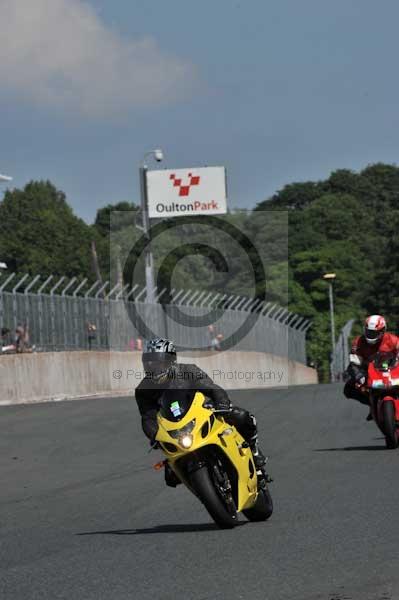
[139,150,163,304]
[323,273,336,382]
[139,164,156,304]
[0,175,12,271]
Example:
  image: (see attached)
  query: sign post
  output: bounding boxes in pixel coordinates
[139,165,156,303]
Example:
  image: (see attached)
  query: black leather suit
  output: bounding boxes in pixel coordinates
[135,363,257,443]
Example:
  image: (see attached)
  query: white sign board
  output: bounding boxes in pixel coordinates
[146,166,227,218]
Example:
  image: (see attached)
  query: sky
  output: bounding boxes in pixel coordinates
[1,0,399,223]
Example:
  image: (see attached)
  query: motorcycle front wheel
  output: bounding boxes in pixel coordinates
[190,465,237,529]
[243,486,273,522]
[382,401,398,449]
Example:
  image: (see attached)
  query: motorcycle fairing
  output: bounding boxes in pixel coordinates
[156,391,258,511]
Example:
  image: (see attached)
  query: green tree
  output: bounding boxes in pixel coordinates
[0,181,95,279]
[255,180,324,212]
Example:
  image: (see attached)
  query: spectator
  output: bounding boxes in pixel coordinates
[87,322,97,350]
[1,327,15,353]
[212,333,224,351]
[1,327,11,342]
[15,325,26,353]
[208,324,223,351]
[128,338,143,351]
[14,324,34,353]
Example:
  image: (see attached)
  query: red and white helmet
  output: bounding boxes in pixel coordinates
[364,315,386,345]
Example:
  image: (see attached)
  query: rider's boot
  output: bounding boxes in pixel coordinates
[366,409,373,421]
[249,435,266,469]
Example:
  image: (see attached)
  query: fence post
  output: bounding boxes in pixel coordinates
[177,289,192,305]
[0,272,15,332]
[135,286,146,302]
[50,277,65,350]
[185,290,201,306]
[11,274,28,332]
[23,275,41,345]
[36,275,53,348]
[330,319,354,381]
[208,293,221,308]
[172,289,184,304]
[61,278,77,349]
[192,290,207,306]
[116,284,130,300]
[71,279,87,348]
[126,284,139,301]
[199,291,213,307]
[234,296,249,311]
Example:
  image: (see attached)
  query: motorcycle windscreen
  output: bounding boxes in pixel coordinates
[158,388,196,422]
[373,351,398,370]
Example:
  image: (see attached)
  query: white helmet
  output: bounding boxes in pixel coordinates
[364,315,386,345]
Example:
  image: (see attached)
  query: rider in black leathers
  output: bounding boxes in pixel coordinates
[135,338,266,485]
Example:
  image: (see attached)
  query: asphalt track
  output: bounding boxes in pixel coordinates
[1,384,399,600]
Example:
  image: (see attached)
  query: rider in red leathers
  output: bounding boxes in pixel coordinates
[344,315,399,418]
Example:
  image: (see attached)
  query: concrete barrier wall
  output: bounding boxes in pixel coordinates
[0,351,318,406]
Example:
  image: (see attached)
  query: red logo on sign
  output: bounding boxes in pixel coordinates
[169,173,201,197]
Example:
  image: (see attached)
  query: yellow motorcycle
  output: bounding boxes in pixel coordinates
[154,390,273,528]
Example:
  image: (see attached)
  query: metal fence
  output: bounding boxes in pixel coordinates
[331,319,354,381]
[0,273,312,363]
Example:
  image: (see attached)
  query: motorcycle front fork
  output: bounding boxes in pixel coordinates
[257,456,273,489]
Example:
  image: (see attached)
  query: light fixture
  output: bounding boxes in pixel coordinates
[180,434,193,449]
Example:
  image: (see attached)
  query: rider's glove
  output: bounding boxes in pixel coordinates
[355,373,366,385]
[203,399,215,410]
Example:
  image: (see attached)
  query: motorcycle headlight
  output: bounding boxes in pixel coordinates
[180,434,193,449]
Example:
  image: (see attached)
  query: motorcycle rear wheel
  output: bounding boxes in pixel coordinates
[382,401,398,449]
[243,486,273,522]
[190,465,237,529]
